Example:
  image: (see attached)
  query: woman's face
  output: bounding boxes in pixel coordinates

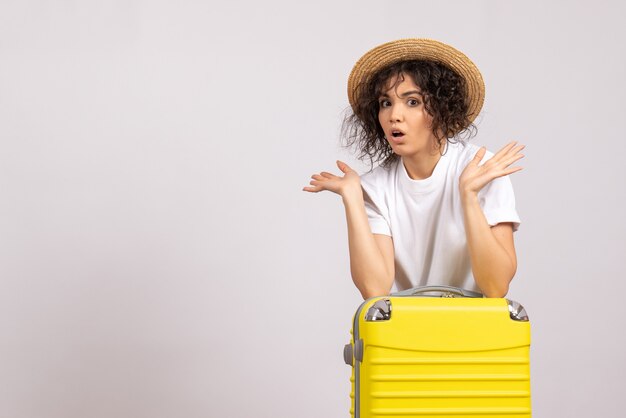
[377,72,440,158]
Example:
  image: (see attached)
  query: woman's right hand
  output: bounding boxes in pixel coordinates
[302,160,362,199]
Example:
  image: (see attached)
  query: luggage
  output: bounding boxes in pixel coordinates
[343,286,531,418]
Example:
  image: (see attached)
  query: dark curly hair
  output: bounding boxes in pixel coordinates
[342,60,478,169]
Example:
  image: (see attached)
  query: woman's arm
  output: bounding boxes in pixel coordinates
[461,196,517,297]
[343,192,395,298]
[459,142,524,297]
[303,161,395,298]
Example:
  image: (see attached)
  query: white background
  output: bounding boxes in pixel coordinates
[1,1,625,417]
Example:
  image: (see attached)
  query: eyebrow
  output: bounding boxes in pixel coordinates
[379,90,423,98]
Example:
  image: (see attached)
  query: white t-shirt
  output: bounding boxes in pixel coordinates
[360,141,520,293]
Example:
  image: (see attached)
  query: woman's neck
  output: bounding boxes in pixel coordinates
[401,143,446,180]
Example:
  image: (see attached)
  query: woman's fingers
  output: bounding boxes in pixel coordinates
[303,179,322,192]
[304,161,361,195]
[505,166,524,175]
[494,145,524,170]
[491,142,525,164]
[505,144,525,159]
[310,172,337,181]
[305,179,327,192]
[486,154,524,181]
[476,145,524,178]
[336,160,353,173]
[497,166,523,179]
[472,146,487,164]
[492,141,518,160]
[484,143,524,169]
[460,142,525,195]
[501,152,525,168]
[304,172,340,193]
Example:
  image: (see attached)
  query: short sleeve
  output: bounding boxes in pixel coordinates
[478,175,521,231]
[360,174,392,236]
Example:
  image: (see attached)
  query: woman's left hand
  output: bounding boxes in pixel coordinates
[459,141,525,197]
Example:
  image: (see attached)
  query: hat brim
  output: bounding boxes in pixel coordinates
[347,38,485,123]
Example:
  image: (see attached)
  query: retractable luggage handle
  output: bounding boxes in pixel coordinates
[392,285,483,298]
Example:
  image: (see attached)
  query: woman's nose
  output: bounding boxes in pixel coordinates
[390,105,403,122]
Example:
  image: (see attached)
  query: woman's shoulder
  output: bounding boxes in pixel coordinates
[360,160,398,181]
[360,160,400,192]
[448,140,477,157]
[447,140,495,167]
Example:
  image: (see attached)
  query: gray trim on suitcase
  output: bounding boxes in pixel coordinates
[392,285,484,298]
[352,298,372,418]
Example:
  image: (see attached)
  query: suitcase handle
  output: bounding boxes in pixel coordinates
[392,285,483,298]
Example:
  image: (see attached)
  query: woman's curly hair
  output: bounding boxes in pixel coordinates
[342,60,478,169]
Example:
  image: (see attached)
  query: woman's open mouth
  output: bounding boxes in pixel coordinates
[389,130,405,143]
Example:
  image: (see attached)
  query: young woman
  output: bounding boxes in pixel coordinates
[303,39,523,299]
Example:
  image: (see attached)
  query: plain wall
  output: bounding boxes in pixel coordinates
[1,0,625,417]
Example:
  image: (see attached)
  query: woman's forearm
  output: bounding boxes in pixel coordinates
[342,191,394,298]
[302,161,393,298]
[461,193,516,297]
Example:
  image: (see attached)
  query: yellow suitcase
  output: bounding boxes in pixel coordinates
[343,286,531,418]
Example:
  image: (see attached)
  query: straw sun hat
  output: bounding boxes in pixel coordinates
[347,38,485,123]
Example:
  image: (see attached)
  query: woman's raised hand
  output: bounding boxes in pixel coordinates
[303,160,362,198]
[459,141,524,197]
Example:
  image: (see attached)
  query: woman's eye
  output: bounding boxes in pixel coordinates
[408,99,420,106]
[379,100,390,107]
